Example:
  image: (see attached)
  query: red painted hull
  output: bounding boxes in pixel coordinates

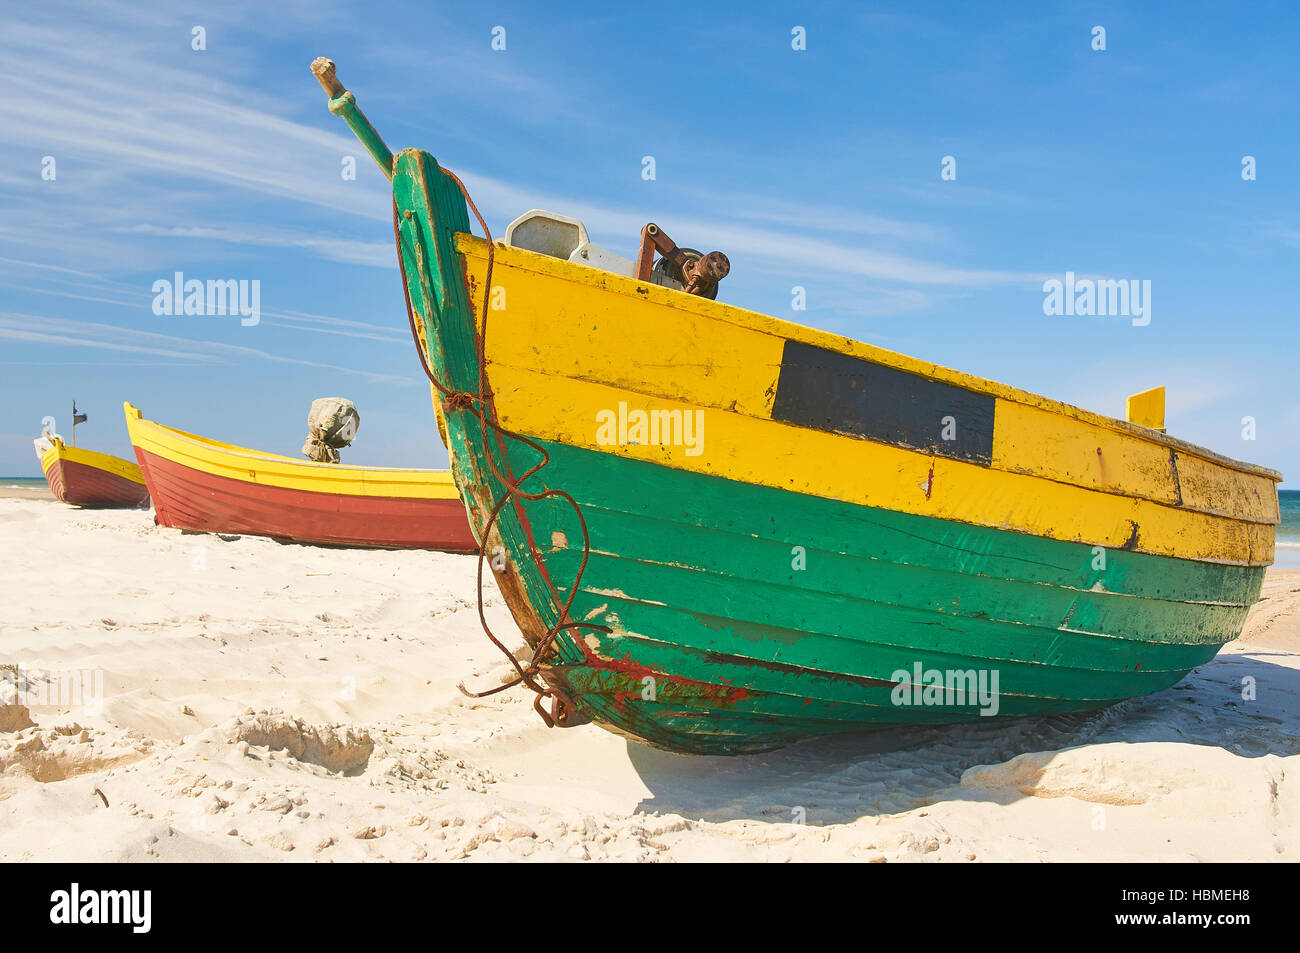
[134,447,478,551]
[43,457,151,508]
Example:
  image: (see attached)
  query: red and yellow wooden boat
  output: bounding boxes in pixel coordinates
[123,403,477,551]
[34,434,150,508]
[316,60,1281,754]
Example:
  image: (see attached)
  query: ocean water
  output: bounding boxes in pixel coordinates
[1,477,47,489]
[1278,489,1300,568]
[0,476,51,499]
[1280,490,1300,540]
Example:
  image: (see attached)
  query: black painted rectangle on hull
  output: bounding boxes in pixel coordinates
[771,339,996,463]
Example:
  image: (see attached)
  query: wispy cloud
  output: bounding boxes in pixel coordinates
[0,256,106,280]
[0,273,409,345]
[0,312,417,384]
[456,170,1045,288]
[0,22,389,223]
[0,1,1048,302]
[118,224,394,268]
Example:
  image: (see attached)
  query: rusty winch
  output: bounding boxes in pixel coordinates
[635,223,730,299]
[502,210,730,300]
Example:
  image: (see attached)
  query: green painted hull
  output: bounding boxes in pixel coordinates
[497,438,1258,752]
[391,150,1262,755]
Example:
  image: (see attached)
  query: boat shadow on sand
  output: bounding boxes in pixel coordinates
[627,648,1300,826]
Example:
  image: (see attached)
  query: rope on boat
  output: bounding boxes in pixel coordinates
[392,172,610,728]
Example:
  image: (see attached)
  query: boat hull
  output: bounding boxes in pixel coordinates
[124,403,477,552]
[487,436,1262,752]
[387,147,1280,753]
[133,446,477,550]
[39,442,150,508]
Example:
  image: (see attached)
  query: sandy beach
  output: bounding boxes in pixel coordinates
[1,494,1297,863]
[0,484,54,501]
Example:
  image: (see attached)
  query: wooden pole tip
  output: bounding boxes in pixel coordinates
[310,57,345,98]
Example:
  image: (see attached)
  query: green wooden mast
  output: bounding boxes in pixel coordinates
[310,57,394,180]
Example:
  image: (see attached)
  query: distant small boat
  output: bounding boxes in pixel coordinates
[123,403,477,551]
[34,433,151,509]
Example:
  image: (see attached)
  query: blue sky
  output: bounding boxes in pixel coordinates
[0,0,1295,485]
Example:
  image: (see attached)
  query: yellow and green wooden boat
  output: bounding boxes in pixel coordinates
[315,59,1281,754]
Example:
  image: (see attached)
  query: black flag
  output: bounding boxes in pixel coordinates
[72,401,87,426]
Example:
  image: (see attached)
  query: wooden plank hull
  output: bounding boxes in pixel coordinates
[495,437,1262,751]
[38,441,150,508]
[133,447,477,550]
[387,148,1281,753]
[124,403,477,552]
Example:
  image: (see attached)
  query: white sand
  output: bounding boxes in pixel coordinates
[1,496,1297,862]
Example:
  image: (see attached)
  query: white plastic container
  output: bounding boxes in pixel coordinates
[504,210,635,278]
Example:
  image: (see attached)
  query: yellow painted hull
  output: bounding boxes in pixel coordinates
[123,402,460,499]
[123,403,477,550]
[36,437,149,508]
[461,234,1278,567]
[40,441,146,487]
